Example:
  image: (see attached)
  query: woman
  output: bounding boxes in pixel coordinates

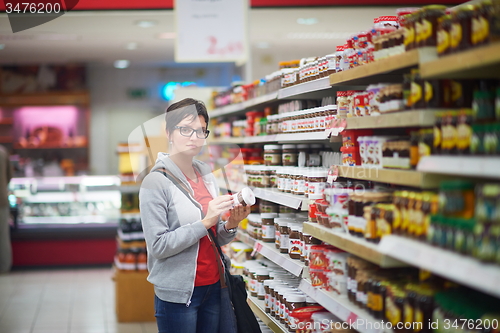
[139,98,250,333]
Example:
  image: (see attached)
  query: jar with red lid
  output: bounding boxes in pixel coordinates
[335,45,345,72]
[341,146,361,166]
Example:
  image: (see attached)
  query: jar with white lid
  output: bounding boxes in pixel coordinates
[255,268,271,300]
[308,144,323,167]
[276,218,292,253]
[296,167,307,196]
[285,293,307,329]
[308,168,328,200]
[297,144,309,168]
[284,167,293,193]
[282,144,297,166]
[289,167,298,195]
[288,224,303,260]
[275,286,297,320]
[261,213,277,243]
[275,166,284,192]
[264,144,282,166]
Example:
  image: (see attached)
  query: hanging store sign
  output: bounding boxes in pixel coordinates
[175,0,248,63]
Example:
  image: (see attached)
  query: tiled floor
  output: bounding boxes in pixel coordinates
[0,267,157,333]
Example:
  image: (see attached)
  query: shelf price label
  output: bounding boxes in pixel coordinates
[347,312,358,324]
[327,165,339,183]
[252,241,263,257]
[331,118,347,136]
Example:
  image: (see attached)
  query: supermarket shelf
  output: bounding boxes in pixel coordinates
[208,137,246,145]
[346,110,437,130]
[378,235,500,298]
[417,156,500,179]
[299,279,391,333]
[247,295,286,333]
[253,240,305,276]
[253,187,308,211]
[236,229,257,248]
[210,92,278,118]
[421,42,500,79]
[245,92,279,109]
[276,130,333,143]
[302,223,406,268]
[210,130,335,145]
[330,47,437,86]
[210,103,243,118]
[245,135,278,143]
[337,166,445,189]
[278,76,332,99]
[217,178,307,211]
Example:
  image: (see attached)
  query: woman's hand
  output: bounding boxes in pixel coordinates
[225,205,251,229]
[202,195,234,229]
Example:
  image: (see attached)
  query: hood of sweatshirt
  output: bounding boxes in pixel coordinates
[150,152,216,198]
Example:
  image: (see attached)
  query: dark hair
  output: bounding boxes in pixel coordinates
[165,98,209,135]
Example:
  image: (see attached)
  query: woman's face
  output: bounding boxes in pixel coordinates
[168,115,207,158]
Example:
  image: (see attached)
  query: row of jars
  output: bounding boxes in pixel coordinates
[243,260,320,332]
[247,214,323,264]
[403,2,500,55]
[267,105,337,135]
[263,144,326,167]
[281,56,336,88]
[245,166,329,199]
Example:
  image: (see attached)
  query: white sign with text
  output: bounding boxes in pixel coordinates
[175,0,248,63]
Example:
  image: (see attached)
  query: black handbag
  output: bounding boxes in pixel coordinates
[155,168,261,333]
[208,229,262,333]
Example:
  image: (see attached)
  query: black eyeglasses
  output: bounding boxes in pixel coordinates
[174,126,210,139]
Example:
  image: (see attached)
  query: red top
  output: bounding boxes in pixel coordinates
[185,171,220,287]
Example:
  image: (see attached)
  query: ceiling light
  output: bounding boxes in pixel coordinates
[126,42,138,50]
[114,60,130,69]
[256,42,270,49]
[297,18,318,25]
[136,20,157,28]
[0,44,4,50]
[158,32,176,39]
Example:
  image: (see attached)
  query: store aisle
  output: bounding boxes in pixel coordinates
[0,267,157,333]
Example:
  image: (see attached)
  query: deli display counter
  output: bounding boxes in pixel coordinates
[9,175,122,267]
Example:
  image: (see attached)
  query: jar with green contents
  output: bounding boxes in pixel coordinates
[453,217,475,255]
[463,218,476,256]
[472,90,496,121]
[439,180,475,219]
[264,144,282,166]
[473,222,497,262]
[470,123,486,154]
[475,184,500,224]
[427,214,440,246]
[484,123,499,154]
[282,144,298,166]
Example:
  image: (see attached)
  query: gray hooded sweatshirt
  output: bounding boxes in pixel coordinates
[139,153,236,305]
